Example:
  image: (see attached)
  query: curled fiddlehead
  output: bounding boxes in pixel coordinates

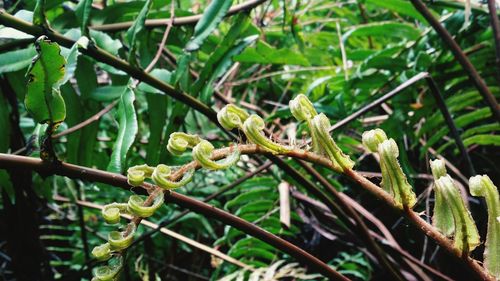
[378,139,416,208]
[311,113,354,171]
[289,94,321,152]
[429,159,454,236]
[433,175,479,254]
[243,114,292,154]
[152,164,195,190]
[108,223,136,251]
[92,243,112,261]
[192,139,240,170]
[289,94,317,122]
[363,129,415,208]
[470,175,500,278]
[127,164,154,186]
[128,193,164,218]
[102,203,129,224]
[92,256,123,281]
[361,129,387,153]
[217,104,249,130]
[167,132,201,155]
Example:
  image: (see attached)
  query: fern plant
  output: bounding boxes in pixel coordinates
[88,94,499,280]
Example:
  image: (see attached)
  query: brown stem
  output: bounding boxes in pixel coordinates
[409,0,500,123]
[90,0,269,32]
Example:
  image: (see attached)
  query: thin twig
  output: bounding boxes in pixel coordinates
[227,66,336,86]
[52,100,119,139]
[144,1,175,73]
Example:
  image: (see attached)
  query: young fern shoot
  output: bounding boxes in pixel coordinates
[362,129,416,208]
[289,94,354,171]
[430,159,480,255]
[470,175,500,279]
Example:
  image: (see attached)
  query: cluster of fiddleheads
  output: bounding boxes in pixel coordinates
[92,94,500,280]
[91,134,240,280]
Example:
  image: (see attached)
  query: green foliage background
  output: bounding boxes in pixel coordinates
[0,0,498,280]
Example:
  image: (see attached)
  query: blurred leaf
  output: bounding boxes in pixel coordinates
[185,0,233,51]
[365,0,429,22]
[463,134,500,147]
[138,69,173,94]
[192,13,252,94]
[75,0,92,36]
[200,35,258,102]
[343,22,420,42]
[0,94,14,203]
[145,93,167,165]
[235,41,310,66]
[90,85,128,102]
[107,87,138,173]
[126,0,152,64]
[0,47,36,73]
[33,0,47,26]
[60,83,82,164]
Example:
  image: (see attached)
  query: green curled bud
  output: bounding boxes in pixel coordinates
[102,203,128,224]
[435,175,480,253]
[108,223,136,251]
[127,164,154,187]
[93,256,123,281]
[192,139,240,170]
[430,159,447,179]
[152,164,195,190]
[378,139,416,208]
[92,243,111,261]
[217,104,250,130]
[311,113,354,171]
[167,132,201,155]
[429,159,454,236]
[362,129,388,153]
[127,193,164,218]
[242,114,292,154]
[469,175,500,278]
[289,94,318,122]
